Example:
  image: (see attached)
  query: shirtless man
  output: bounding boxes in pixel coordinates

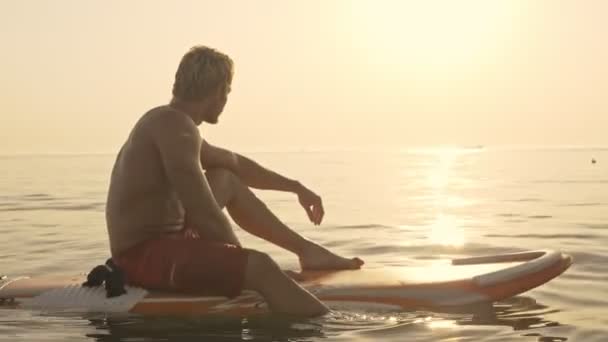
[106,46,363,317]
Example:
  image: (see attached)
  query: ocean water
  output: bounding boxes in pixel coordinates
[1,147,607,341]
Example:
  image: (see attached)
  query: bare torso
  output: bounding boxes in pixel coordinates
[106,106,187,256]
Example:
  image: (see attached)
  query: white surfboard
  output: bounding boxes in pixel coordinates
[0,250,572,316]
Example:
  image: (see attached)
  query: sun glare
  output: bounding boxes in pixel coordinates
[427,147,460,189]
[428,319,459,330]
[428,214,466,247]
[424,148,471,247]
[346,1,520,74]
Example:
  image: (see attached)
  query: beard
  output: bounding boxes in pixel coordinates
[204,112,220,124]
[202,101,225,124]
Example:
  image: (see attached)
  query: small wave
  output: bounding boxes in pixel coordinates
[351,245,409,255]
[503,219,527,223]
[578,223,608,230]
[566,250,608,264]
[36,224,59,229]
[0,203,105,212]
[1,194,56,203]
[527,215,553,219]
[561,202,604,207]
[22,193,52,198]
[504,198,544,202]
[484,233,599,239]
[531,180,608,184]
[335,224,394,230]
[497,213,521,217]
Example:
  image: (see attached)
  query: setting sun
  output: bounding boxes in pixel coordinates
[344,1,522,74]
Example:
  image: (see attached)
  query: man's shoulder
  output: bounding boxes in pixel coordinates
[138,106,197,133]
[141,105,189,123]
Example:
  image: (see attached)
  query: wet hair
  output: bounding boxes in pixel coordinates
[172,46,234,101]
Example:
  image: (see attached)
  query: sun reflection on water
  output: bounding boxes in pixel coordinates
[427,147,461,190]
[421,147,475,247]
[427,319,459,330]
[428,214,466,247]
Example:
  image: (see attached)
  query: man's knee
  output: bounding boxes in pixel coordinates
[205,167,235,183]
[205,168,243,190]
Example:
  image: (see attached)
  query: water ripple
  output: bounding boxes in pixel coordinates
[497,213,521,217]
[578,223,608,230]
[0,149,606,341]
[485,233,600,239]
[504,198,544,203]
[0,202,105,212]
[21,193,54,201]
[334,224,394,230]
[561,202,604,207]
[531,180,608,184]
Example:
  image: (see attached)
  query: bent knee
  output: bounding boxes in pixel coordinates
[205,168,243,190]
[205,167,237,183]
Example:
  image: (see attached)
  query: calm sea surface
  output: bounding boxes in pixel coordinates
[1,147,607,341]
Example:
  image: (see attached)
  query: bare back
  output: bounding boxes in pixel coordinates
[106,106,186,256]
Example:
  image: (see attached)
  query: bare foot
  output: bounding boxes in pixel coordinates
[298,243,364,270]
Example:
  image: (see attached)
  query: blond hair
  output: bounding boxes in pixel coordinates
[172,46,234,101]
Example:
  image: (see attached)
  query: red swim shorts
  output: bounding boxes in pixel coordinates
[113,227,248,298]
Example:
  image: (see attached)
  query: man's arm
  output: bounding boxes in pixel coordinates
[237,155,304,191]
[200,140,300,192]
[152,113,240,245]
[201,140,324,224]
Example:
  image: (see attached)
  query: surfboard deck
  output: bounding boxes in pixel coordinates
[0,250,572,316]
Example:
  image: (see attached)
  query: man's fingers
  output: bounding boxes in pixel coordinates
[300,192,324,225]
[305,205,314,222]
[317,205,325,223]
[312,207,320,224]
[315,198,324,224]
[312,205,324,225]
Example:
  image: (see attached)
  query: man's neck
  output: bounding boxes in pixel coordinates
[169,98,206,124]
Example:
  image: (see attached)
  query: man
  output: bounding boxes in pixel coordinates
[106,46,364,317]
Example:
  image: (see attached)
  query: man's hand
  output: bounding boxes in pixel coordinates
[296,185,325,225]
[201,141,326,225]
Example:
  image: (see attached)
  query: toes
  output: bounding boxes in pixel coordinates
[350,257,364,269]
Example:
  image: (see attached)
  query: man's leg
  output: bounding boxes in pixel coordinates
[205,168,363,270]
[115,228,328,316]
[243,249,329,316]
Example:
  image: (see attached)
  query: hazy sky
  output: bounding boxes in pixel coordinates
[1,0,607,154]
